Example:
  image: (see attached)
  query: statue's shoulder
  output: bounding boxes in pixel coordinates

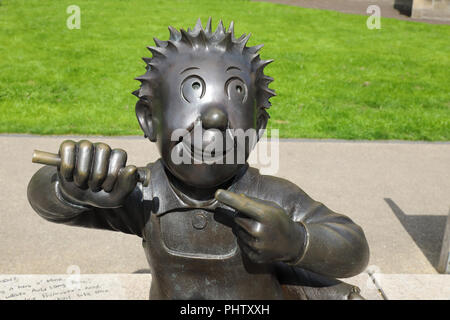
[128,159,165,205]
[243,166,310,212]
[145,159,163,170]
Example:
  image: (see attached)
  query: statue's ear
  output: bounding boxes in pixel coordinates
[135,98,156,142]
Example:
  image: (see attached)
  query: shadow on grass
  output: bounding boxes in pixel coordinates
[384,198,447,271]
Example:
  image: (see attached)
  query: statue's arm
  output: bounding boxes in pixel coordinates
[289,192,370,278]
[27,166,146,237]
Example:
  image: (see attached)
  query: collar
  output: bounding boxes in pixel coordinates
[145,159,259,215]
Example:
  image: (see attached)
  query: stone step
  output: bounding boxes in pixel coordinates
[1,273,448,300]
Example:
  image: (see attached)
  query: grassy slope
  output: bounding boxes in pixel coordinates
[0,0,449,139]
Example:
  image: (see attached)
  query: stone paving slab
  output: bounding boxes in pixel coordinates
[0,135,449,275]
[372,274,450,300]
[340,273,384,300]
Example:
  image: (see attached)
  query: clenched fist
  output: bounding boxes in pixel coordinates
[215,189,306,264]
[56,140,139,208]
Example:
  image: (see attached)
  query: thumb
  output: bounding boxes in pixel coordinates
[114,165,138,197]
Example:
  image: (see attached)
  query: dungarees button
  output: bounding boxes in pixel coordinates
[192,213,207,230]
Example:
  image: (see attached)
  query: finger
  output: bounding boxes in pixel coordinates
[237,239,260,262]
[88,143,111,192]
[234,217,263,239]
[215,189,266,221]
[113,165,138,196]
[234,226,259,247]
[59,140,76,181]
[73,140,94,188]
[102,149,127,192]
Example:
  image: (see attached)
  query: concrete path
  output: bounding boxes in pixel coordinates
[254,0,450,24]
[0,135,449,277]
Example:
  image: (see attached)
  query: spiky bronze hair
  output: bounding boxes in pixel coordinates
[133,18,275,120]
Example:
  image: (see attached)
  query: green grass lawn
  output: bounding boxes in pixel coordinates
[0,0,449,140]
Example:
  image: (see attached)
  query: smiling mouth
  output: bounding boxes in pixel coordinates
[179,131,236,163]
[174,119,238,163]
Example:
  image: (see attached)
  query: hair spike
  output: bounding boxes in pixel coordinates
[249,53,260,64]
[193,29,209,49]
[168,26,181,41]
[255,59,274,74]
[261,87,276,97]
[166,40,178,53]
[237,33,251,53]
[147,46,167,59]
[260,75,274,85]
[217,31,233,52]
[248,44,264,54]
[179,29,194,48]
[193,17,203,33]
[132,89,140,98]
[235,33,247,42]
[134,75,148,81]
[213,20,225,40]
[206,17,212,34]
[153,37,166,48]
[228,21,235,38]
[139,83,153,97]
[147,62,159,69]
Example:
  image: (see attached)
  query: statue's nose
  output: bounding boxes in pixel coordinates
[201,107,228,130]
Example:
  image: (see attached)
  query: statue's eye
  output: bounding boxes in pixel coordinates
[181,76,205,102]
[226,77,247,102]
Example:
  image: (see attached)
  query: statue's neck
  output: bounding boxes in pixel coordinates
[164,167,235,204]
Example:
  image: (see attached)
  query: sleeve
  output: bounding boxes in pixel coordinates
[27,165,150,238]
[287,188,370,278]
[256,174,370,278]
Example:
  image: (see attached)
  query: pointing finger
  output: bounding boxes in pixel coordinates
[215,189,266,221]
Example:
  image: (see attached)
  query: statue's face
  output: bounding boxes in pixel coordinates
[152,51,258,188]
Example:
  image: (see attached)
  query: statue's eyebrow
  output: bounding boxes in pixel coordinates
[180,67,199,74]
[226,66,241,72]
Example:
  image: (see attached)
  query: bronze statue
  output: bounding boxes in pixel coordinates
[27,18,369,299]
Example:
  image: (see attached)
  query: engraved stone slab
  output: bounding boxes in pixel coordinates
[0,274,152,300]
